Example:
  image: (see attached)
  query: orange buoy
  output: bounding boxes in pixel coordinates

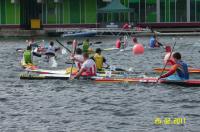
[132,43,144,55]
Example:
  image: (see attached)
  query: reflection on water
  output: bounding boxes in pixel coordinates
[0,36,200,131]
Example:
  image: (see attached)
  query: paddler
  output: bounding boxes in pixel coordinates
[149,32,162,48]
[115,37,122,49]
[70,48,84,70]
[82,39,90,53]
[158,52,189,80]
[72,53,97,79]
[132,37,138,45]
[45,41,60,57]
[91,48,108,71]
[164,45,174,66]
[22,45,33,65]
[116,36,127,49]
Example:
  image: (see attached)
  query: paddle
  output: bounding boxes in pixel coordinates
[103,63,127,72]
[67,41,73,45]
[16,40,45,52]
[31,40,45,46]
[56,39,72,53]
[72,41,102,46]
[157,41,176,82]
[70,42,77,78]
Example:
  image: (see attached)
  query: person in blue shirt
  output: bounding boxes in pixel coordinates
[149,33,163,48]
[158,52,189,80]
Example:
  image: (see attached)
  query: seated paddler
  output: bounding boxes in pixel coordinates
[72,53,97,79]
[158,52,189,80]
[22,45,33,65]
[91,48,108,71]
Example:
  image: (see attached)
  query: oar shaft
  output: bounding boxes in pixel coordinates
[56,39,71,53]
[31,40,44,45]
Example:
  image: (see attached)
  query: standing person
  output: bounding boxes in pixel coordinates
[91,48,107,71]
[158,52,189,80]
[72,53,97,79]
[82,39,90,53]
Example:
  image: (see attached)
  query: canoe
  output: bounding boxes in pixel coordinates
[154,68,200,73]
[94,77,200,87]
[24,67,127,75]
[20,74,200,87]
[62,30,96,37]
[20,73,114,80]
[104,46,161,52]
[103,47,119,51]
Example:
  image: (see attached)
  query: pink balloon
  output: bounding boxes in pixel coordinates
[132,44,144,55]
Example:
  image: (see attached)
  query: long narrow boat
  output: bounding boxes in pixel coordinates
[94,77,200,87]
[154,67,200,73]
[103,46,161,52]
[62,30,96,37]
[24,67,128,75]
[20,74,200,87]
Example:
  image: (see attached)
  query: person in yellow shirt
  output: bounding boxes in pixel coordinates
[91,48,108,71]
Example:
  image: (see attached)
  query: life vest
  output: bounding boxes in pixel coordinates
[83,40,89,53]
[93,53,103,70]
[23,50,32,64]
[176,61,189,80]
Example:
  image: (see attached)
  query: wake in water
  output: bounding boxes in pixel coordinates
[49,57,57,67]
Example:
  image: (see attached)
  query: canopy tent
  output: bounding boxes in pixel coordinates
[97,0,132,24]
[97,0,132,13]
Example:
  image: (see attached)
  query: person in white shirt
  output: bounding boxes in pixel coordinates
[70,48,84,70]
[73,53,97,79]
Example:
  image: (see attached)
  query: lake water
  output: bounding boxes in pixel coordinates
[0,36,200,132]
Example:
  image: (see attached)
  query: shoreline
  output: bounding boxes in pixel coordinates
[1,28,200,37]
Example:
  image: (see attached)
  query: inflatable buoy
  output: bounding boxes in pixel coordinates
[132,44,144,55]
[115,39,121,49]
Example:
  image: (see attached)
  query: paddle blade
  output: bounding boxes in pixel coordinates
[94,41,102,44]
[66,67,78,74]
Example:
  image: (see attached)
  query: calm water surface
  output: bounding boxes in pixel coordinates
[0,36,200,132]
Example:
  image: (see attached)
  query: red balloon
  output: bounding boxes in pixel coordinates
[132,44,144,55]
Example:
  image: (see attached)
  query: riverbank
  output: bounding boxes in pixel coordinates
[1,28,200,37]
